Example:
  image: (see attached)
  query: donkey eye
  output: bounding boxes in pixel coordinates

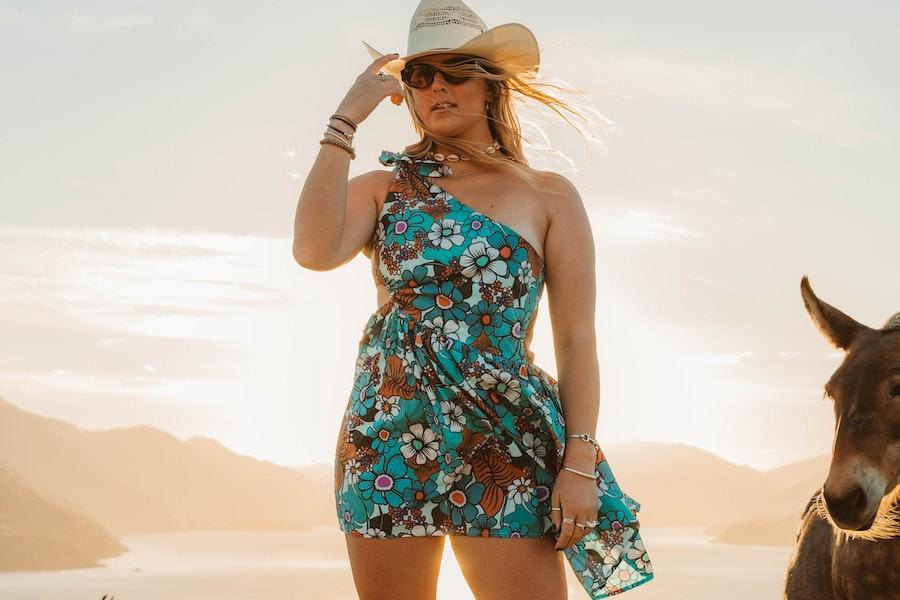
[891,384,900,399]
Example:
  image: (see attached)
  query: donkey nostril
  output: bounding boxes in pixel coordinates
[849,486,867,512]
[823,485,870,528]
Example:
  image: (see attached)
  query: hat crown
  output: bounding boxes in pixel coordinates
[407,0,487,56]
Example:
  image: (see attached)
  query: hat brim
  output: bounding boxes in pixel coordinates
[362,23,539,80]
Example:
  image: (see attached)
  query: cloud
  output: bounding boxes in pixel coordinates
[0,225,293,342]
[0,367,230,404]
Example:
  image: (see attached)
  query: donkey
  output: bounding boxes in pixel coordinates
[784,275,900,599]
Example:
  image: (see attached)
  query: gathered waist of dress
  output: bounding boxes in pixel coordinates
[358,294,535,365]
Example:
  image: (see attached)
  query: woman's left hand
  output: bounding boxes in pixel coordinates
[550,464,599,550]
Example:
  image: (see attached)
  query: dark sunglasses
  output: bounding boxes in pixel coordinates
[400,57,481,89]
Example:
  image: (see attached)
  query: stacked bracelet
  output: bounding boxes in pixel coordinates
[319,113,358,159]
[559,433,601,478]
[330,113,358,131]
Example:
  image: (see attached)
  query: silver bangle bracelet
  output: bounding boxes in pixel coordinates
[326,123,353,141]
[560,465,596,479]
[323,130,353,146]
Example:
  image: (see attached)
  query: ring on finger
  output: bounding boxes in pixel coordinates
[562,517,575,524]
[550,507,561,512]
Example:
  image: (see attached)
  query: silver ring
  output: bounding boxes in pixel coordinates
[550,507,561,512]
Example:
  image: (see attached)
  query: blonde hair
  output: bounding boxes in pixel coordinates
[400,52,601,195]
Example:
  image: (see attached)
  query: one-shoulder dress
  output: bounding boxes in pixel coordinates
[334,149,654,597]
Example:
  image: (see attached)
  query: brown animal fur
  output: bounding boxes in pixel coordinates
[784,276,900,599]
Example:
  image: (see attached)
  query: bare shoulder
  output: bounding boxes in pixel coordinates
[530,169,584,222]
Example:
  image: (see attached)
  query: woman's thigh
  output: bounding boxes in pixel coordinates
[344,534,446,600]
[449,535,567,600]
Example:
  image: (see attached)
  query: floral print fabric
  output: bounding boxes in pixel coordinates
[334,149,654,597]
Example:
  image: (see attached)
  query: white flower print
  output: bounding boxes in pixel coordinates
[520,431,547,468]
[477,368,521,403]
[410,523,441,536]
[626,538,653,573]
[364,526,389,538]
[373,395,401,421]
[507,476,534,505]
[439,399,466,432]
[425,315,461,346]
[343,457,363,485]
[400,422,440,465]
[517,260,535,284]
[428,218,465,249]
[459,241,508,284]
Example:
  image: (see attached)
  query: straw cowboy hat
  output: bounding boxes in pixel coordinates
[362,0,540,80]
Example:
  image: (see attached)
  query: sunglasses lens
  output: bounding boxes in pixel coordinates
[402,59,475,88]
[403,64,436,89]
[444,72,471,85]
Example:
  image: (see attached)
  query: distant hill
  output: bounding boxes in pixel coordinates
[595,442,829,545]
[0,463,126,572]
[707,454,829,546]
[595,441,772,531]
[0,396,334,540]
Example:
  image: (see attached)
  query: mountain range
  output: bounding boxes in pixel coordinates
[0,395,829,572]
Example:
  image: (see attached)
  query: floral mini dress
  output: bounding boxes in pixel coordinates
[334,149,654,597]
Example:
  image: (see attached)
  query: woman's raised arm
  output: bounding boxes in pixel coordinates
[292,53,403,270]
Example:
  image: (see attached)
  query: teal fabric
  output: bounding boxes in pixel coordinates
[334,149,654,597]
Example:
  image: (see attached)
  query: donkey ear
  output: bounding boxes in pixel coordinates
[800,275,870,350]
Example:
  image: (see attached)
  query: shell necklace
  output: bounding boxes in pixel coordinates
[425,140,501,163]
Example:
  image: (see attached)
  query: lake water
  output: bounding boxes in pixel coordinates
[0,527,793,599]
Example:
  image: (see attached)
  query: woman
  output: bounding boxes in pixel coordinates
[294,1,654,598]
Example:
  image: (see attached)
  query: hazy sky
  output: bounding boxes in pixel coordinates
[1,1,897,470]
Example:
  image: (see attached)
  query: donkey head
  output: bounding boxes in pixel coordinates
[800,275,900,537]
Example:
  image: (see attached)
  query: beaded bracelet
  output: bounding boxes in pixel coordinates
[319,136,355,159]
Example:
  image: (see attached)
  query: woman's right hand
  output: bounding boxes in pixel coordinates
[334,53,405,125]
